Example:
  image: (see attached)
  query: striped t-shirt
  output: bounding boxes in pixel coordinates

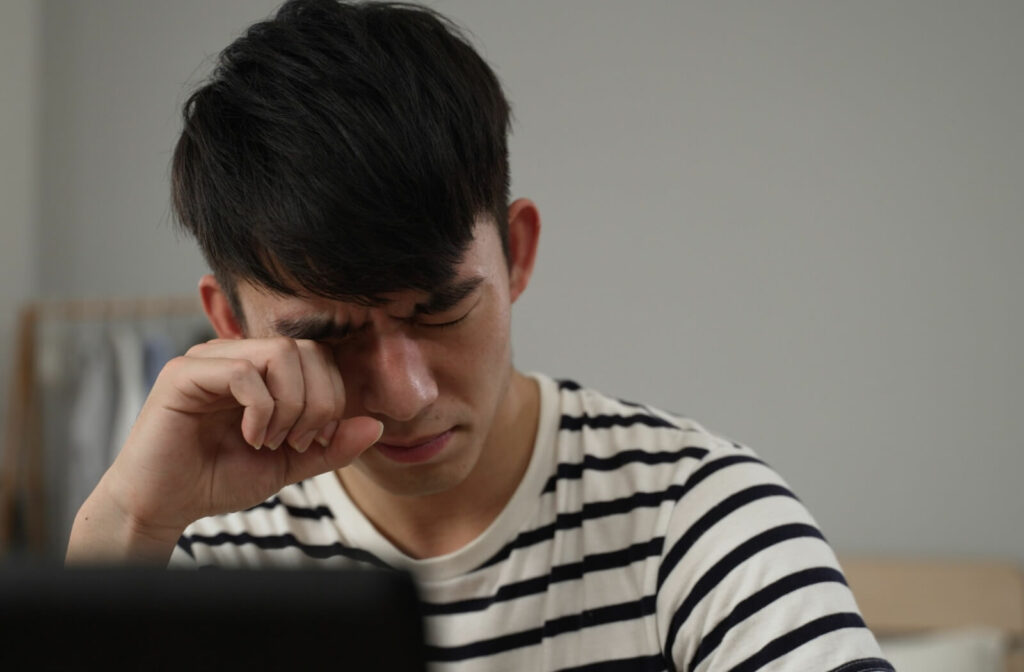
[172,373,893,672]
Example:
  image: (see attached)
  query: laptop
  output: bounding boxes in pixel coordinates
[0,564,426,670]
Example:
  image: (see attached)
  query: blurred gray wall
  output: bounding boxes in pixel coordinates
[0,0,39,455]
[4,1,1022,559]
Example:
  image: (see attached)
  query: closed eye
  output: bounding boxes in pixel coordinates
[420,311,471,329]
[416,296,481,329]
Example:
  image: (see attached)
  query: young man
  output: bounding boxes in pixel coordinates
[68,1,893,670]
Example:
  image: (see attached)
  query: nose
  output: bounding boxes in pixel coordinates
[358,333,438,422]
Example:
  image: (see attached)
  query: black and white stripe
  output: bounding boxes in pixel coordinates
[171,373,892,671]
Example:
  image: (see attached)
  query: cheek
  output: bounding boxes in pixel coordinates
[460,300,511,361]
[431,303,512,388]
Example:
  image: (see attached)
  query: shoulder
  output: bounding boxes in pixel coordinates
[549,378,813,558]
[548,378,889,669]
[549,376,742,489]
[553,377,720,446]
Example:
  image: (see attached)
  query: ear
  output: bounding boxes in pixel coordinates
[198,274,245,339]
[506,198,541,304]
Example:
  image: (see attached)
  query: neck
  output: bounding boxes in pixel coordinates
[338,370,540,559]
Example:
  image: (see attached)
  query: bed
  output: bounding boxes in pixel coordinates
[841,556,1024,672]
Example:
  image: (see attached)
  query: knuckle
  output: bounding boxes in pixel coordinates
[274,398,305,417]
[293,338,318,352]
[158,356,189,379]
[184,337,226,357]
[226,358,256,382]
[252,397,275,415]
[304,399,335,425]
[303,338,342,364]
[295,338,332,364]
[184,342,206,357]
[269,336,297,357]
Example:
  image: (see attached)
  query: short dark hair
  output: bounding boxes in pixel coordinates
[171,0,512,326]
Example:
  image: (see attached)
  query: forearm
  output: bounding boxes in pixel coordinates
[65,478,184,566]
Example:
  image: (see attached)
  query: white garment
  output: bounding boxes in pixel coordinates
[108,325,147,465]
[65,328,116,543]
[172,373,892,672]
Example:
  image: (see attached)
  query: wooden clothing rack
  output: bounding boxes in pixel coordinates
[0,296,202,556]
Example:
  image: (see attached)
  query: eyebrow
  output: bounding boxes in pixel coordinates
[271,275,484,340]
[411,276,484,316]
[272,315,358,341]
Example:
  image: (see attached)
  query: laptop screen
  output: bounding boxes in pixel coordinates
[0,565,426,670]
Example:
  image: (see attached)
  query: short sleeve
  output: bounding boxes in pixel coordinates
[654,445,893,672]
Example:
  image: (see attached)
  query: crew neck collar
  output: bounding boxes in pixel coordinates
[312,372,559,582]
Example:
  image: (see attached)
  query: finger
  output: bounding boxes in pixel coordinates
[282,417,384,484]
[185,338,307,450]
[196,339,314,450]
[286,341,343,453]
[315,420,340,449]
[257,339,308,450]
[315,351,347,448]
[184,337,234,355]
[160,356,275,449]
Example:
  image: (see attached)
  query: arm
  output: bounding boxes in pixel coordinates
[66,337,382,566]
[655,448,893,671]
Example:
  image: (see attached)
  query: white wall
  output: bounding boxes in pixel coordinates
[28,1,1024,559]
[36,0,277,297]
[0,0,40,450]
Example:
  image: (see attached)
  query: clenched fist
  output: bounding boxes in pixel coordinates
[66,337,382,565]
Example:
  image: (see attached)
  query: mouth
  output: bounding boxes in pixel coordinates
[374,429,454,464]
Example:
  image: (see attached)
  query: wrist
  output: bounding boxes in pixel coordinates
[66,478,185,566]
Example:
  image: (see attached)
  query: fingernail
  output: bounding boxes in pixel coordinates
[268,430,288,451]
[315,421,339,448]
[372,420,384,444]
[294,429,318,453]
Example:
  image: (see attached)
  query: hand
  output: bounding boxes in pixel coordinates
[66,337,382,564]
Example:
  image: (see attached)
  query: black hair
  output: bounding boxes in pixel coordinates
[171,0,512,326]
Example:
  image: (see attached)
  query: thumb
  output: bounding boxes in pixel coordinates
[282,417,383,483]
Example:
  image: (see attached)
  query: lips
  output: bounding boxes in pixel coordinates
[376,431,449,450]
[374,429,454,464]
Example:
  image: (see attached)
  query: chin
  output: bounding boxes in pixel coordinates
[357,446,480,499]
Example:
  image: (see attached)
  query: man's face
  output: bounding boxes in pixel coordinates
[233,222,518,498]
